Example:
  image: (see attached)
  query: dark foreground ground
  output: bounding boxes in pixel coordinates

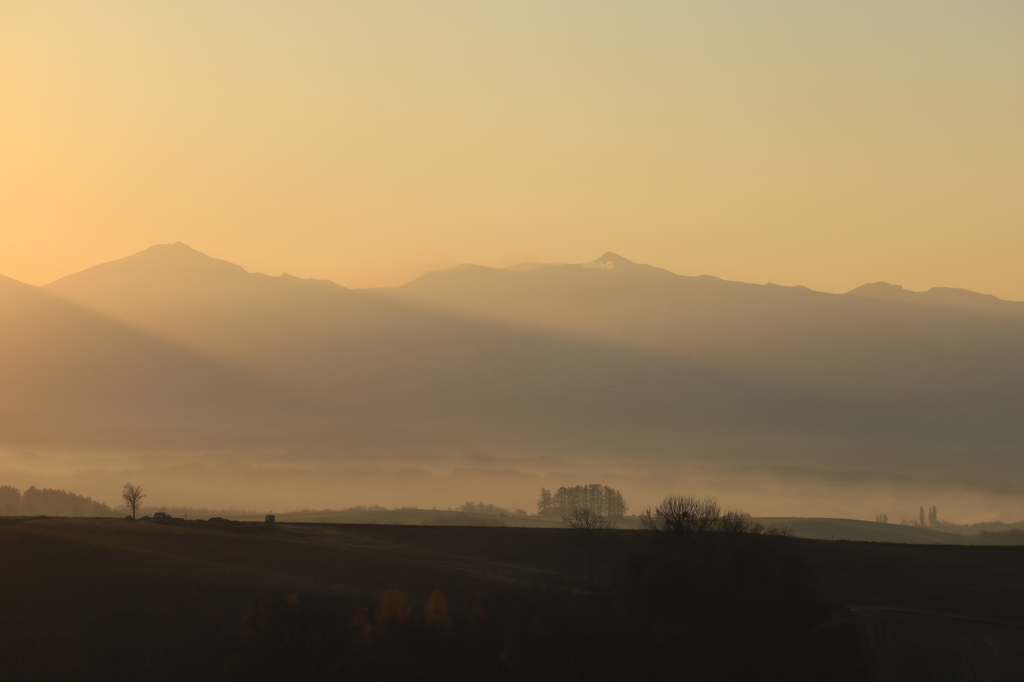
[2,517,1023,680]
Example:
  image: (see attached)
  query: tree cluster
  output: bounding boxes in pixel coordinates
[536,485,626,518]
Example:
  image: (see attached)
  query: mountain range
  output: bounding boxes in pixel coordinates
[3,243,1023,481]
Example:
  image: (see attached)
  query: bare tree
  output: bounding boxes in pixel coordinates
[563,507,613,531]
[640,495,788,536]
[640,495,721,533]
[122,482,145,519]
[563,507,614,583]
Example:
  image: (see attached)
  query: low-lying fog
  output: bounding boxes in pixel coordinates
[4,445,1023,525]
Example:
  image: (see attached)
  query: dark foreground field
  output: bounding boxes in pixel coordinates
[2,518,1022,680]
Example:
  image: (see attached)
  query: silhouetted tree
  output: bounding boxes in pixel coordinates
[122,482,146,519]
[563,507,614,583]
[919,506,926,528]
[639,495,788,536]
[563,507,613,531]
[640,495,719,533]
[536,488,552,515]
[0,485,20,515]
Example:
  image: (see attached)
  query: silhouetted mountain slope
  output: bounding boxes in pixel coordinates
[46,242,352,357]
[0,274,306,444]
[3,247,1023,476]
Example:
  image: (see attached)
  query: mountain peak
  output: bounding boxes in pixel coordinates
[138,242,235,264]
[585,252,636,270]
[51,243,248,285]
[45,243,255,298]
[165,241,197,252]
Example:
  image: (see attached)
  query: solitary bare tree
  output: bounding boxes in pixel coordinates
[122,482,145,519]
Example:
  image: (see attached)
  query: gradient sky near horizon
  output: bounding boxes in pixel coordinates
[3,2,1023,296]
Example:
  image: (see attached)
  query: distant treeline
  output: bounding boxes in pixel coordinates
[455,502,527,516]
[537,485,627,518]
[150,505,261,520]
[967,529,1024,545]
[949,520,1024,534]
[0,485,119,517]
[876,506,1024,535]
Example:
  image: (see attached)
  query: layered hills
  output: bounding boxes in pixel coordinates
[3,244,1024,482]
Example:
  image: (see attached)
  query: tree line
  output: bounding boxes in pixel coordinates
[0,485,118,517]
[536,484,627,518]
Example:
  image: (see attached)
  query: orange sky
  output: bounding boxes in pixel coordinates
[2,2,1023,297]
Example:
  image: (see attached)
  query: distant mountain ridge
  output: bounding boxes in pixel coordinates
[845,281,1024,316]
[3,245,1024,480]
[35,243,1022,311]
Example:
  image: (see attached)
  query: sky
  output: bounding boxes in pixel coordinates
[2,1,1023,296]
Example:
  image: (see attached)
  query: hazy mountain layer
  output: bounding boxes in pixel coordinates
[0,273,305,444]
[3,245,1023,480]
